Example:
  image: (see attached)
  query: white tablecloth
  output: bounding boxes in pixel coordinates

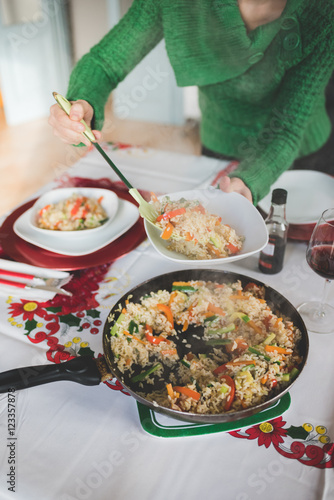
[0,144,333,500]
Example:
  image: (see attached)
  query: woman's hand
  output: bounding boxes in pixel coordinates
[218,176,253,203]
[48,99,102,147]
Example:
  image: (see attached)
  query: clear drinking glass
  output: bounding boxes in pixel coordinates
[297,208,334,334]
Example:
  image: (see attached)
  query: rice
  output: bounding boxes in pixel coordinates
[37,194,108,231]
[108,279,303,414]
[152,196,244,259]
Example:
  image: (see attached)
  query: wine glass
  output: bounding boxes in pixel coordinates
[297,208,334,334]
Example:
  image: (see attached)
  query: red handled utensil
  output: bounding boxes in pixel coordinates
[0,268,40,280]
[0,277,72,296]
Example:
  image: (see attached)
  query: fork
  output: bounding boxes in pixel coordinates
[53,93,158,225]
[0,268,69,288]
[0,268,72,296]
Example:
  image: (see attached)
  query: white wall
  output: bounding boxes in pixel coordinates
[69,0,109,62]
[0,0,72,125]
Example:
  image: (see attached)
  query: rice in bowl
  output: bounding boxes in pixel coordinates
[151,195,244,260]
[36,193,108,231]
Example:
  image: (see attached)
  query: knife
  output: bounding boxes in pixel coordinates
[0,277,72,296]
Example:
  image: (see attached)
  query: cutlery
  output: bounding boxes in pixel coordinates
[52,92,158,225]
[0,269,71,288]
[0,277,72,296]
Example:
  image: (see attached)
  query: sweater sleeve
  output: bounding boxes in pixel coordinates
[230,29,334,206]
[66,0,163,130]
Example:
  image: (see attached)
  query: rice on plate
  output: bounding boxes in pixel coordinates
[107,278,303,415]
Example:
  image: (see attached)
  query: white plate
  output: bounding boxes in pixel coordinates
[258,170,334,224]
[144,188,268,265]
[14,199,139,256]
[29,187,119,238]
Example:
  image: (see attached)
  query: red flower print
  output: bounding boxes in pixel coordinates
[245,417,287,448]
[8,300,46,322]
[45,264,110,315]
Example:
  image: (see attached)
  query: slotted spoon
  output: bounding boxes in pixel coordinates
[52,92,158,225]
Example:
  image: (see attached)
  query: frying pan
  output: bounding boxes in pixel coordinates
[0,269,309,424]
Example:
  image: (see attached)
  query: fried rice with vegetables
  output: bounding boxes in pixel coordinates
[151,195,243,259]
[107,280,303,415]
[37,194,108,231]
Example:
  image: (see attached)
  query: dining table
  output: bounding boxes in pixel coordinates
[0,142,333,500]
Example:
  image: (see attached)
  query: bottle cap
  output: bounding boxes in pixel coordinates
[271,188,287,205]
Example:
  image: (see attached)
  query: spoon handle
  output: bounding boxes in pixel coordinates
[52,92,133,190]
[93,142,133,190]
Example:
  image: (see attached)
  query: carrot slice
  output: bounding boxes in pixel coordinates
[226,360,256,367]
[39,204,51,216]
[161,349,177,356]
[156,207,186,222]
[203,311,217,318]
[207,303,225,316]
[168,291,178,306]
[161,222,174,240]
[226,242,240,254]
[157,303,174,328]
[274,318,283,328]
[265,345,291,354]
[182,319,189,332]
[220,375,235,411]
[70,197,83,216]
[173,386,201,401]
[207,243,221,257]
[172,281,200,287]
[225,337,248,354]
[123,330,146,345]
[230,291,250,300]
[248,320,264,335]
[166,383,174,399]
[145,324,170,345]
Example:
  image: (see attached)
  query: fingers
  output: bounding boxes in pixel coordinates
[218,176,232,192]
[48,99,96,147]
[92,130,102,141]
[218,176,253,203]
[69,102,86,122]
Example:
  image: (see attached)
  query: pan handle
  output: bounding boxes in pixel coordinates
[0,356,102,393]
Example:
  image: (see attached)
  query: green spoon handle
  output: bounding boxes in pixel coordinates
[52,92,133,190]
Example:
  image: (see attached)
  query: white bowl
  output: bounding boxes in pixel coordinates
[144,188,268,265]
[30,187,119,238]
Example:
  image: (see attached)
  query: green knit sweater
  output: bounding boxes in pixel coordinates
[67,0,334,204]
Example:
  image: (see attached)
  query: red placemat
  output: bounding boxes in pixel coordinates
[0,184,146,271]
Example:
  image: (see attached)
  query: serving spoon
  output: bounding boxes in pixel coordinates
[52,92,158,225]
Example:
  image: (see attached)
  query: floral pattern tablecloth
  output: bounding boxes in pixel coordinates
[0,144,333,500]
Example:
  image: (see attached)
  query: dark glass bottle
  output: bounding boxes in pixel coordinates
[259,188,289,274]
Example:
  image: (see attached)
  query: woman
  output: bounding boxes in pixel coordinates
[49,0,334,205]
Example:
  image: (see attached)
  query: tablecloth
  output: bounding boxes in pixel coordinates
[0,143,333,500]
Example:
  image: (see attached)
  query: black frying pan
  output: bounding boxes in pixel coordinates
[0,270,309,424]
